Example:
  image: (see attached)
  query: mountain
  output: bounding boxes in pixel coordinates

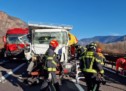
[0,11,28,48]
[0,11,28,36]
[79,35,126,45]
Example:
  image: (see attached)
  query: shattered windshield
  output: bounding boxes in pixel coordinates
[7,35,21,44]
[19,35,30,44]
[7,35,30,44]
[33,31,68,44]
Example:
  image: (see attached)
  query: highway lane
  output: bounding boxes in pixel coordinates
[0,61,83,91]
[0,60,126,91]
[0,76,83,91]
[0,61,25,78]
[103,68,126,91]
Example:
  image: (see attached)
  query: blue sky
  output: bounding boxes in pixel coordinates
[0,0,126,39]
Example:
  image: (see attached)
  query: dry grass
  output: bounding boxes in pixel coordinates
[97,42,126,55]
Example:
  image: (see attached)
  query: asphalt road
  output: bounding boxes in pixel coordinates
[0,59,126,91]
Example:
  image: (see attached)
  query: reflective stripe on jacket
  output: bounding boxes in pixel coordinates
[46,56,57,72]
[97,53,105,65]
[82,51,104,74]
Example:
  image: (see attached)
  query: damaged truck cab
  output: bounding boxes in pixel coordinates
[23,23,74,74]
[3,28,29,60]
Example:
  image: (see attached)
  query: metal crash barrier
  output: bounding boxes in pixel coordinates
[76,61,85,84]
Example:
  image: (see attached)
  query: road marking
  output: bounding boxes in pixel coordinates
[75,84,84,91]
[71,78,84,91]
[0,63,26,82]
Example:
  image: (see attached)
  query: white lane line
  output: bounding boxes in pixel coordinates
[75,84,84,91]
[71,78,85,91]
[0,63,26,82]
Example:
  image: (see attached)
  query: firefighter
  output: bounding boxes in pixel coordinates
[116,58,126,75]
[80,42,104,91]
[76,44,87,60]
[96,47,106,65]
[40,39,60,91]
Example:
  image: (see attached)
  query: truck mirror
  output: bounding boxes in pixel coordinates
[3,36,6,43]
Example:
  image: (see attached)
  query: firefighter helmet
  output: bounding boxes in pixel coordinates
[50,39,59,48]
[88,42,97,50]
[90,42,97,47]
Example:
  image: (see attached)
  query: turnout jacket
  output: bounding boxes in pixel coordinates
[80,50,104,74]
[97,52,106,65]
[45,47,58,72]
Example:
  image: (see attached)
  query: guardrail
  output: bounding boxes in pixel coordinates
[104,54,119,68]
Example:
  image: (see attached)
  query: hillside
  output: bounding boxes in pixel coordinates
[0,11,28,36]
[79,35,126,45]
[79,35,126,54]
[0,11,28,48]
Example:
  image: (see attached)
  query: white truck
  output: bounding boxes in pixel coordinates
[22,23,74,73]
[29,23,71,61]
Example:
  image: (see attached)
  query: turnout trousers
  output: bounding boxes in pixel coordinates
[83,72,100,91]
[40,72,60,91]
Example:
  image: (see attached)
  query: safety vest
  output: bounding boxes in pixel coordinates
[82,51,104,74]
[97,53,105,65]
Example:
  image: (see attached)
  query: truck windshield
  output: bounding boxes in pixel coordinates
[19,35,30,44]
[7,35,28,44]
[33,31,68,45]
